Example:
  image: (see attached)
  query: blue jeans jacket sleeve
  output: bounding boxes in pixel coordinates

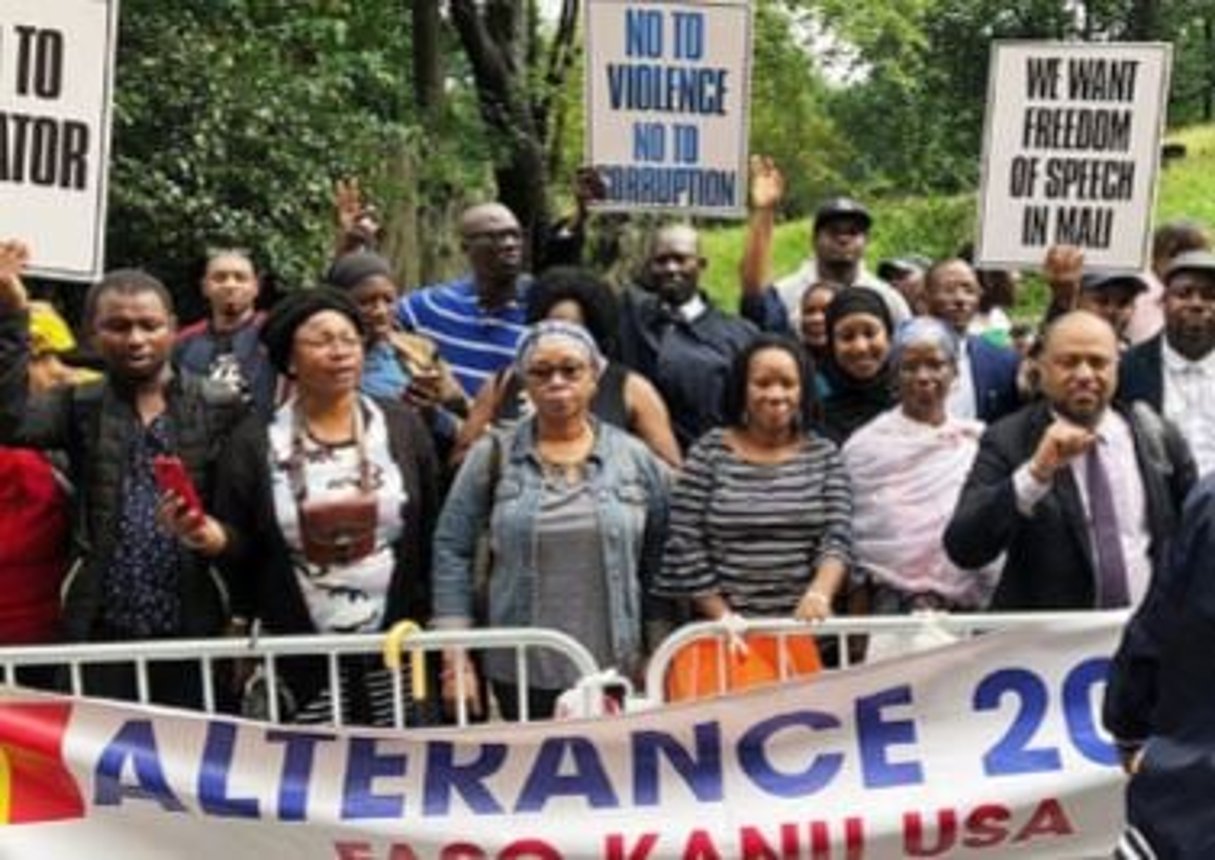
[432,433,498,625]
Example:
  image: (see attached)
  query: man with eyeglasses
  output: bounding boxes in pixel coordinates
[397,203,532,399]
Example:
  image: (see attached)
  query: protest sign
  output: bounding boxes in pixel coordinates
[0,1,118,281]
[976,42,1172,271]
[584,0,752,217]
[0,616,1126,858]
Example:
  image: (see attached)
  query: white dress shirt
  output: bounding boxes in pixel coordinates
[1013,409,1152,606]
[1161,340,1215,477]
[946,339,978,420]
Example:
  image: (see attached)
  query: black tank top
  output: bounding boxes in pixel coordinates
[494,360,630,430]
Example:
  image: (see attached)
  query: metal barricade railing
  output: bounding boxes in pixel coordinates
[643,610,1129,704]
[0,624,604,728]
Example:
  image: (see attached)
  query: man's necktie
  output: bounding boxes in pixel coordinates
[1085,442,1130,608]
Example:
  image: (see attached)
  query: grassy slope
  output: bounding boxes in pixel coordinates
[698,123,1215,314]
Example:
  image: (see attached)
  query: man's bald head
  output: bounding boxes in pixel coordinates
[459,202,523,292]
[1038,310,1120,428]
[648,223,704,307]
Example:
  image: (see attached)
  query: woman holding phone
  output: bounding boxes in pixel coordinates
[165,289,441,725]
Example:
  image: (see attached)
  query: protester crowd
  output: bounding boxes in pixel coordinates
[0,157,1213,767]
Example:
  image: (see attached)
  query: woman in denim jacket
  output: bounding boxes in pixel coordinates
[432,321,669,720]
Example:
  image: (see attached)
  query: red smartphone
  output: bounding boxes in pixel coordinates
[153,455,203,517]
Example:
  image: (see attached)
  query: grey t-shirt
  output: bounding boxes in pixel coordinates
[485,468,610,690]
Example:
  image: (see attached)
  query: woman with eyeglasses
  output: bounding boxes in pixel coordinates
[167,289,442,726]
[454,266,680,468]
[432,320,669,720]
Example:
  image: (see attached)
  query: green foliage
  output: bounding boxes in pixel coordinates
[747,1,851,212]
[107,0,490,319]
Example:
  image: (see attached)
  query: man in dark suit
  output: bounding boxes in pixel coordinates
[922,258,1021,423]
[945,311,1195,610]
[1119,250,1215,477]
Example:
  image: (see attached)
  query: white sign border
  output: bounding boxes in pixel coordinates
[975,40,1174,273]
[583,0,753,219]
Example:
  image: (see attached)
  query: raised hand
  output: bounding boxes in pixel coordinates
[0,240,30,313]
[749,154,784,211]
[1043,244,1085,308]
[334,177,364,232]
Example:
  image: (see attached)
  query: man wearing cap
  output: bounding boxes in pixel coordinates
[1041,244,1149,346]
[1120,251,1215,476]
[740,156,910,334]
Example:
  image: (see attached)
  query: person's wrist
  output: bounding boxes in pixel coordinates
[1028,457,1055,484]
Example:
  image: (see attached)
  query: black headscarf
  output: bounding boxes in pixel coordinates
[819,287,896,442]
[260,288,365,375]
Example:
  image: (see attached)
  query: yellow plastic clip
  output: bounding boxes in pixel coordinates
[382,619,427,702]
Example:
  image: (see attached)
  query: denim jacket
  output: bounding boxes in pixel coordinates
[432,417,669,671]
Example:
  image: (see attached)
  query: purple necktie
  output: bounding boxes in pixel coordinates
[1085,443,1130,608]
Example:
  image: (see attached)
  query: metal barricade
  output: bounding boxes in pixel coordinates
[643,610,1128,705]
[0,623,605,728]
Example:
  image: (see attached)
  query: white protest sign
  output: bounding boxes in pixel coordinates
[585,0,752,217]
[0,1,118,281]
[0,617,1126,858]
[976,42,1172,271]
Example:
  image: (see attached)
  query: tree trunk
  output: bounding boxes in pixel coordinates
[411,0,443,116]
[1206,14,1215,123]
[1127,0,1160,40]
[450,0,581,267]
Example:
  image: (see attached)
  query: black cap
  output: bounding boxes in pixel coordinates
[877,257,924,282]
[813,197,872,233]
[1164,250,1215,284]
[1080,271,1149,296]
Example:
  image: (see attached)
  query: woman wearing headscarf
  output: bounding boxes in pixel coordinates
[165,289,441,725]
[817,287,896,442]
[842,317,999,613]
[432,320,669,720]
[454,266,680,467]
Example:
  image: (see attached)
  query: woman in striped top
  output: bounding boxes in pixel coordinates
[655,334,852,621]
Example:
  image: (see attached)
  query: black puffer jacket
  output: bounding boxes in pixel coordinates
[0,311,247,640]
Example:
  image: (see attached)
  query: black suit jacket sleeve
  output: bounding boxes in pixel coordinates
[944,423,1024,570]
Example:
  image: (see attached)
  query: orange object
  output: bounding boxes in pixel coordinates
[666,633,822,702]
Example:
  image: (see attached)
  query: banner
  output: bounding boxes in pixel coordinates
[976,41,1172,271]
[0,0,118,281]
[584,0,752,217]
[0,618,1127,858]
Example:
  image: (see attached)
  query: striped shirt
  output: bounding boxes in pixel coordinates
[656,428,853,616]
[397,275,529,397]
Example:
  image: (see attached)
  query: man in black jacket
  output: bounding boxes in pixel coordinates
[0,241,246,705]
[618,224,757,450]
[944,311,1194,610]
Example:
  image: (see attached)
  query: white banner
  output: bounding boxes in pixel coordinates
[584,0,752,217]
[0,0,118,281]
[976,41,1172,271]
[0,618,1127,858]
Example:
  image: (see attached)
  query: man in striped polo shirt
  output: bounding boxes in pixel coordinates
[397,203,531,398]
